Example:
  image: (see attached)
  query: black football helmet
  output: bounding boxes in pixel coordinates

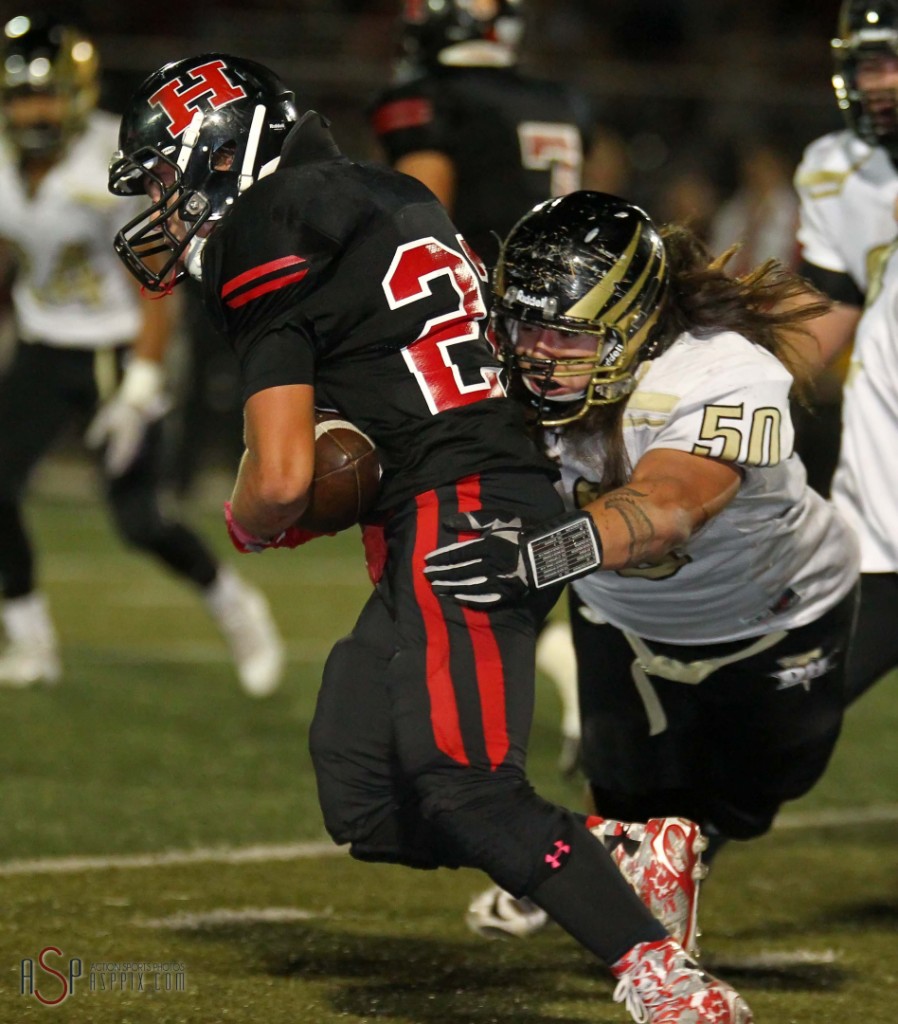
[399,0,525,68]
[493,191,668,426]
[108,53,298,291]
[0,14,99,157]
[832,0,898,157]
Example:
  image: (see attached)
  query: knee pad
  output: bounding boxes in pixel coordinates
[417,769,574,895]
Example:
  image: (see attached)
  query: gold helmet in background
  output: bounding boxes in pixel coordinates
[1,14,99,157]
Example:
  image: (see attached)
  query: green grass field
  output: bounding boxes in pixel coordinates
[0,473,896,1023]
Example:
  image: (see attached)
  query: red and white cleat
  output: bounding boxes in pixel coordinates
[612,937,753,1023]
[590,816,708,957]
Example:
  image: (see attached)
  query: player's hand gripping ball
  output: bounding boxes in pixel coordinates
[295,411,381,533]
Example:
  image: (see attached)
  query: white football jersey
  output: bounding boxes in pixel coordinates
[794,129,898,294]
[831,242,898,571]
[0,110,143,348]
[549,331,859,645]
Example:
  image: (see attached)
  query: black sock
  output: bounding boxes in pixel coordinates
[528,822,667,965]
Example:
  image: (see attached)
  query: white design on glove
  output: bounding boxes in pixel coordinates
[423,510,529,606]
[424,508,604,607]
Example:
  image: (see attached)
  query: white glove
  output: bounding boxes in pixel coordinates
[85,357,171,477]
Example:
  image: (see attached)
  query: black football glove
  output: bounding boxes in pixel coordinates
[423,509,603,607]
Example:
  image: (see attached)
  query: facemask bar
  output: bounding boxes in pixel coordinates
[109,145,211,292]
[834,30,898,149]
[495,316,644,426]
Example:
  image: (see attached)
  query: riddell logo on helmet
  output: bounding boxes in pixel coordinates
[505,287,558,317]
[148,59,248,138]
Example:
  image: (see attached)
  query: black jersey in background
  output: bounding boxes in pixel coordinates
[371,65,593,269]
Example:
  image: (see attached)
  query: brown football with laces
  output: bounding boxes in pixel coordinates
[295,411,381,533]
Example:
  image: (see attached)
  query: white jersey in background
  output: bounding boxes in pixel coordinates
[831,242,898,572]
[0,110,143,348]
[549,331,859,645]
[794,129,898,294]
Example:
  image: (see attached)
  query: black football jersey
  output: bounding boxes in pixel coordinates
[200,116,554,512]
[370,65,593,268]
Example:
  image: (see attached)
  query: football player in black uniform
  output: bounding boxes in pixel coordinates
[370,0,593,271]
[109,54,752,1023]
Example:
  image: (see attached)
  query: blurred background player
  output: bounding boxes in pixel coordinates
[795,0,898,702]
[0,15,284,695]
[824,1,898,704]
[709,136,800,275]
[792,0,898,492]
[370,0,593,271]
[371,0,593,772]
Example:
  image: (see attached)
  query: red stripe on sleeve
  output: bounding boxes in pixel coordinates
[372,97,434,136]
[221,255,307,299]
[224,268,309,309]
[457,476,509,769]
[413,491,469,765]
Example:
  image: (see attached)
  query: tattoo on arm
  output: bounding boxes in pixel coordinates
[601,486,656,563]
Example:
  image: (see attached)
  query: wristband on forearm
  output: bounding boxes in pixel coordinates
[224,501,332,554]
[521,511,603,589]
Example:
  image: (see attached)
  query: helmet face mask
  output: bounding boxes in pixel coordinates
[109,145,213,291]
[109,54,298,291]
[833,1,898,156]
[494,318,631,426]
[493,191,668,427]
[1,15,99,159]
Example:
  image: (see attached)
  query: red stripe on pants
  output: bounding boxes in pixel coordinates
[457,479,509,769]
[413,490,469,765]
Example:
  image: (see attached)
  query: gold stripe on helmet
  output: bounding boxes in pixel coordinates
[604,240,666,329]
[564,223,642,322]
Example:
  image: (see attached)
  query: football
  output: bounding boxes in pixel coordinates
[295,410,381,533]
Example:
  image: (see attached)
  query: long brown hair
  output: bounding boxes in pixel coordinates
[566,223,831,493]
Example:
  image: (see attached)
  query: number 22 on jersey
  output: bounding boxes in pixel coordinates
[382,235,506,415]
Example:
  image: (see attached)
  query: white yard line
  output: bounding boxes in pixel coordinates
[0,840,346,876]
[0,803,895,878]
[86,640,334,665]
[138,907,324,929]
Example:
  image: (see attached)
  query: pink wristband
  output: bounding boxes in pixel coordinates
[224,501,269,553]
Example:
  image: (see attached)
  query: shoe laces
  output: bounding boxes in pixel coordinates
[612,940,705,1023]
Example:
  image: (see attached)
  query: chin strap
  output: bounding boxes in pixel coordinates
[238,104,267,194]
[184,235,207,282]
[177,110,205,171]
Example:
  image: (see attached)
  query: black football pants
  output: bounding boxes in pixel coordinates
[0,341,219,599]
[311,471,588,891]
[310,471,566,893]
[571,585,858,840]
